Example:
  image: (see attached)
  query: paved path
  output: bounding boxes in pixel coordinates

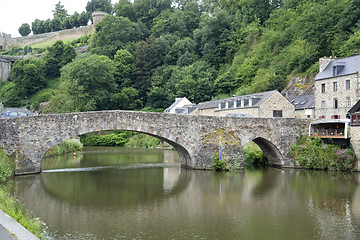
[0,210,39,240]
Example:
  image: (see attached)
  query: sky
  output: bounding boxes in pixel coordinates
[0,0,116,38]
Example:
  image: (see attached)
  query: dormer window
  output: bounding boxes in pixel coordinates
[332,63,345,76]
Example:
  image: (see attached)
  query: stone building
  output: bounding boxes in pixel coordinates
[288,94,315,118]
[168,90,294,118]
[314,55,360,119]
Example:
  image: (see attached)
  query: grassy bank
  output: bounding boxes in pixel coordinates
[0,149,46,239]
[0,186,47,239]
[44,139,83,157]
[80,131,162,149]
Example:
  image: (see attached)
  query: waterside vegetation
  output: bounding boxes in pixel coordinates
[291,136,356,171]
[0,149,46,239]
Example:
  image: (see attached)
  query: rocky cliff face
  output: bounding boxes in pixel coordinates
[281,75,314,97]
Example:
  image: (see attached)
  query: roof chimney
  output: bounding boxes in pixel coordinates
[319,56,336,72]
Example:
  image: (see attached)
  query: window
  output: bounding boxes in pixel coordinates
[334,98,338,109]
[346,80,350,90]
[321,101,326,108]
[346,97,351,107]
[273,110,283,117]
[333,82,337,92]
[321,83,325,93]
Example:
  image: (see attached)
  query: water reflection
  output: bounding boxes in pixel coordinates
[6,147,360,239]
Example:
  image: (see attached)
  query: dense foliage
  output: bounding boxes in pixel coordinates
[5,0,360,111]
[80,131,161,148]
[291,136,356,171]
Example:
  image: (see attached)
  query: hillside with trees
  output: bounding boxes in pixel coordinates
[2,0,360,112]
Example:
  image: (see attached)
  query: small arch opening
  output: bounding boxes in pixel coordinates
[242,137,283,168]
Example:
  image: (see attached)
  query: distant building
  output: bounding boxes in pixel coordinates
[164,97,194,114]
[165,90,294,118]
[288,94,315,118]
[314,55,360,119]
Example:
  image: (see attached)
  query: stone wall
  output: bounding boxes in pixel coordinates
[0,111,311,175]
[1,26,94,50]
[0,60,11,81]
[350,126,360,171]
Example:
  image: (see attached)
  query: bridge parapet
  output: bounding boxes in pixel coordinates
[0,111,311,175]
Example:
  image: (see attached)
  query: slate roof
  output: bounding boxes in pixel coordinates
[288,94,314,110]
[315,55,360,80]
[348,99,360,114]
[166,98,184,111]
[197,90,277,110]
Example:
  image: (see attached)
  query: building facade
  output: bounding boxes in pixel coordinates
[314,55,360,119]
[186,90,294,118]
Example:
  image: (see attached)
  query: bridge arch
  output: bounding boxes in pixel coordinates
[42,129,192,170]
[251,137,284,166]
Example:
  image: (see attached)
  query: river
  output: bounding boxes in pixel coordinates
[6,146,360,239]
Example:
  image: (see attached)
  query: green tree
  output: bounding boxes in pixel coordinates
[114,0,137,21]
[86,0,113,13]
[71,12,80,28]
[134,37,164,101]
[43,40,76,77]
[18,23,31,36]
[48,80,95,113]
[118,87,142,109]
[91,15,143,57]
[61,54,119,110]
[31,19,44,34]
[133,0,172,27]
[43,19,52,33]
[51,17,63,31]
[78,11,90,26]
[113,49,135,87]
[53,1,68,20]
[10,59,46,98]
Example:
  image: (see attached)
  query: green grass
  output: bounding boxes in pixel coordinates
[0,186,46,239]
[44,139,83,157]
[0,149,46,239]
[0,148,13,182]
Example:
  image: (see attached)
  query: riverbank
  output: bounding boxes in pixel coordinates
[0,149,46,239]
[0,209,39,240]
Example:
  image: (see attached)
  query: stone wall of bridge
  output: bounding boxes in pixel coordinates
[0,111,311,175]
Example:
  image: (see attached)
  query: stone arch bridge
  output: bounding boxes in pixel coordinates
[0,110,311,175]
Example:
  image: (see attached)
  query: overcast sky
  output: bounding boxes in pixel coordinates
[0,0,116,38]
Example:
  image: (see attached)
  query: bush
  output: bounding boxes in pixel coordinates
[243,142,266,167]
[210,151,227,171]
[80,131,130,146]
[291,135,355,171]
[45,139,83,157]
[125,133,161,148]
[0,148,13,182]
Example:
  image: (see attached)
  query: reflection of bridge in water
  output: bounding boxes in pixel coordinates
[0,110,311,175]
[11,167,360,239]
